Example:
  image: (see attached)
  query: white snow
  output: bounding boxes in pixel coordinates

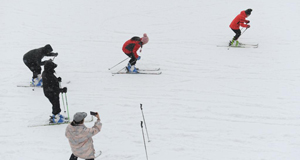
[1,0,300,160]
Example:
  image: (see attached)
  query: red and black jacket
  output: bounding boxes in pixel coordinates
[229,11,249,30]
[122,37,143,58]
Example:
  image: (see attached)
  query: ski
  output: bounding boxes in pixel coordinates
[217,45,258,48]
[239,43,259,46]
[137,68,160,71]
[17,85,42,88]
[95,150,102,158]
[18,81,70,88]
[28,116,94,127]
[28,121,70,127]
[113,71,162,75]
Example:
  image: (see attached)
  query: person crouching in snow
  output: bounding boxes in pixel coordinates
[122,33,149,73]
[23,44,58,87]
[229,9,252,46]
[42,60,67,123]
[66,112,102,160]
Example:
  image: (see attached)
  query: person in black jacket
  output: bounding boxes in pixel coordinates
[23,44,58,86]
[42,60,67,123]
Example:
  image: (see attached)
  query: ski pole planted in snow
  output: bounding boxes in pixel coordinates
[141,121,149,160]
[108,57,130,70]
[140,104,150,142]
[59,82,67,116]
[64,93,70,120]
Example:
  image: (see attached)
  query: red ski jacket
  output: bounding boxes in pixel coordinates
[229,11,250,30]
[122,37,142,58]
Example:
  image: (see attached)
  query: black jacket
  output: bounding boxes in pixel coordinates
[42,60,60,96]
[23,44,56,65]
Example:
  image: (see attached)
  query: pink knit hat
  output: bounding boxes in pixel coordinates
[141,33,149,44]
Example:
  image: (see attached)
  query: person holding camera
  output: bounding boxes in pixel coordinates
[42,60,67,123]
[23,44,58,87]
[65,112,102,160]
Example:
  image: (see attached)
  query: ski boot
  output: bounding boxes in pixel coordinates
[126,63,138,73]
[229,40,239,47]
[49,114,66,123]
[31,74,43,87]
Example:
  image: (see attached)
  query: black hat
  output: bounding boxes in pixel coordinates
[245,9,252,15]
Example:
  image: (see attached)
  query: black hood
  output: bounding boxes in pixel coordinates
[44,44,53,53]
[44,60,57,72]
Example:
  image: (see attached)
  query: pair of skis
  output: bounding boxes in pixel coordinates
[113,68,162,75]
[217,42,259,48]
[17,81,71,88]
[28,115,94,127]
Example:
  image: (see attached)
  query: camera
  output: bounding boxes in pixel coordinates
[90,111,97,116]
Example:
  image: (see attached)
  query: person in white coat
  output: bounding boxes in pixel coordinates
[65,112,102,160]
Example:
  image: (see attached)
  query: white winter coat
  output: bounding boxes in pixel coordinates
[65,120,102,159]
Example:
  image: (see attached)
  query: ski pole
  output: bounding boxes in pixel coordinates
[108,57,130,70]
[64,93,70,120]
[140,104,150,142]
[141,121,149,160]
[61,93,67,115]
[59,82,67,116]
[241,28,248,35]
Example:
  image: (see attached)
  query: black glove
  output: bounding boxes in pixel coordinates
[246,25,250,28]
[53,53,58,57]
[246,20,250,24]
[60,87,67,93]
[57,77,62,82]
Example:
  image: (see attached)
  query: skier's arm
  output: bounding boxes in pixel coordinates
[85,120,102,138]
[240,18,249,28]
[132,43,140,58]
[46,52,58,57]
[40,61,46,65]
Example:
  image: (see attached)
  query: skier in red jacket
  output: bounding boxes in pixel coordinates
[229,9,252,46]
[122,33,149,73]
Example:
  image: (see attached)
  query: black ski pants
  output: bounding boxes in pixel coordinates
[70,154,94,160]
[45,93,61,115]
[125,52,137,66]
[23,59,41,78]
[231,29,241,40]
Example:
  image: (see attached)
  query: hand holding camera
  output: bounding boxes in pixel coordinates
[90,111,100,120]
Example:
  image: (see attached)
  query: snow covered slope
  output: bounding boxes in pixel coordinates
[1,0,300,160]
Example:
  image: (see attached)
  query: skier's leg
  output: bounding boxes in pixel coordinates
[46,94,61,115]
[129,53,137,66]
[125,52,138,72]
[233,29,241,40]
[23,60,38,78]
[128,54,138,73]
[51,95,61,115]
[32,65,42,79]
[231,29,241,46]
[69,154,78,160]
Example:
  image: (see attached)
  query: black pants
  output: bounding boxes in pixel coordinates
[125,52,137,66]
[231,29,241,40]
[70,154,94,160]
[45,93,61,115]
[23,59,41,78]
